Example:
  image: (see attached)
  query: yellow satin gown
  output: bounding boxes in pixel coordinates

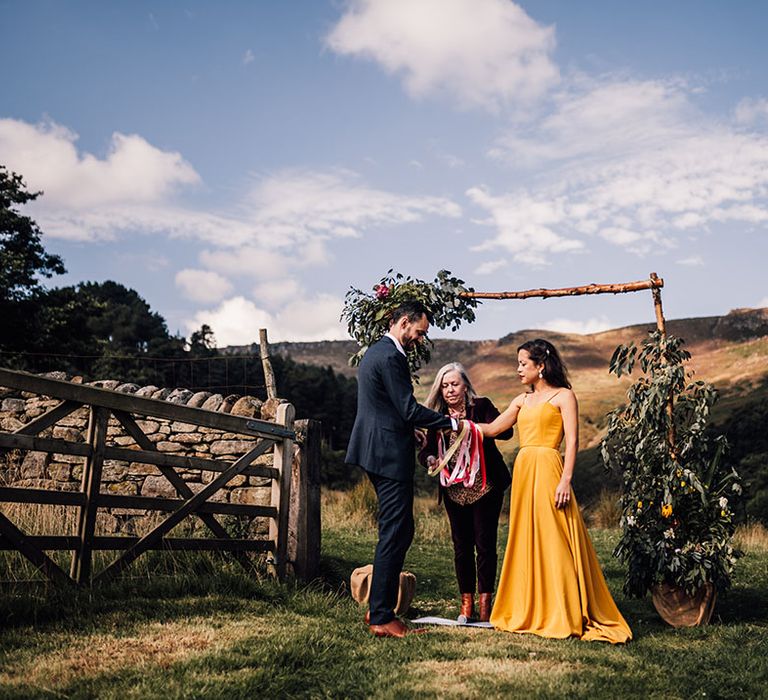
[490,400,632,644]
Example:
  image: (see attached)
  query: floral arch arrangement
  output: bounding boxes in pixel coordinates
[340,269,479,375]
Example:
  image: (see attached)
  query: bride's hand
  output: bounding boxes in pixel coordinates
[554,479,571,509]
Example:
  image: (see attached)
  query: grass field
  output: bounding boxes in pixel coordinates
[0,492,766,699]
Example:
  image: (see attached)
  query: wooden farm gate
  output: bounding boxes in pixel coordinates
[0,367,302,586]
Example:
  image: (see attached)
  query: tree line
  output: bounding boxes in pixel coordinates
[0,165,357,464]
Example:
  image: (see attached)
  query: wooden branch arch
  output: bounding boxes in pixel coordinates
[460,271,676,455]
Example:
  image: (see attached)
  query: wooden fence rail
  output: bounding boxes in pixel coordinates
[0,367,301,586]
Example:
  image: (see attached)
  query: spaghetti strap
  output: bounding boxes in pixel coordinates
[545,390,562,403]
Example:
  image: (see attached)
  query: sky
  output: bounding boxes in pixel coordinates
[2,0,767,345]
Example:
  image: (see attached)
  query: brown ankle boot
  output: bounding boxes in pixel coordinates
[459,593,475,620]
[478,593,492,622]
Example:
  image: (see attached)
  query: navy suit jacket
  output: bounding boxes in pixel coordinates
[345,336,452,482]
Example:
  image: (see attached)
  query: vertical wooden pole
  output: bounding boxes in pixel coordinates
[259,328,277,400]
[649,271,677,459]
[70,406,108,585]
[288,419,321,581]
[270,402,295,580]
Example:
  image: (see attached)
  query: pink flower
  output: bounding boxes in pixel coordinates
[374,284,390,299]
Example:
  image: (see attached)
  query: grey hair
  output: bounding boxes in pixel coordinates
[424,362,477,413]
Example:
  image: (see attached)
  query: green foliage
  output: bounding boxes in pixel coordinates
[602,331,742,597]
[340,269,479,375]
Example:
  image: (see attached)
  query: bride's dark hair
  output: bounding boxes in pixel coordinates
[518,338,571,389]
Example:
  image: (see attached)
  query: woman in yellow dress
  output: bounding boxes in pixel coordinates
[477,338,631,644]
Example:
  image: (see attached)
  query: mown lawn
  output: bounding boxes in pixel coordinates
[0,505,766,699]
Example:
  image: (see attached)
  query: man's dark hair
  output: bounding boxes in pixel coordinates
[388,300,433,327]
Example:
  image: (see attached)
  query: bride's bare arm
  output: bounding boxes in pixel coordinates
[476,395,524,438]
[554,390,579,508]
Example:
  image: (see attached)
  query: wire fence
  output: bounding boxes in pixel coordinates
[0,350,268,398]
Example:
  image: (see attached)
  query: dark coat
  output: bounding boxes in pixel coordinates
[345,336,452,482]
[418,396,513,495]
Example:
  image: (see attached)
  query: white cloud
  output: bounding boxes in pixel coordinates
[175,269,234,303]
[252,278,303,309]
[325,0,558,111]
[676,255,705,267]
[186,294,347,345]
[467,186,583,265]
[734,97,768,125]
[541,316,613,335]
[475,78,768,264]
[474,259,508,275]
[0,118,199,214]
[243,49,255,65]
[757,297,768,309]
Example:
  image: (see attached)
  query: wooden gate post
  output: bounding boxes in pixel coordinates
[289,419,321,581]
[71,406,109,585]
[270,402,295,580]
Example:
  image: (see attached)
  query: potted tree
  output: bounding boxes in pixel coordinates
[601,331,742,627]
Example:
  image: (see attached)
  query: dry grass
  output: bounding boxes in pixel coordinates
[733,521,768,552]
[0,616,268,690]
[587,489,622,529]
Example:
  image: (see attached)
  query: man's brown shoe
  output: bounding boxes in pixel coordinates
[369,618,427,638]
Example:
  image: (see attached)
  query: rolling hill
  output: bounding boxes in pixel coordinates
[234,307,768,518]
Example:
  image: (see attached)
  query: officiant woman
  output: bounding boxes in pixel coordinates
[418,362,513,622]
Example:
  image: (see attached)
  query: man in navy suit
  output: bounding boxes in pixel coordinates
[346,301,459,638]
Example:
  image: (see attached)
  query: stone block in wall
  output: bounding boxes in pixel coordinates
[21,451,49,479]
[26,406,48,418]
[210,439,256,456]
[249,477,272,489]
[254,452,274,466]
[135,386,159,398]
[219,394,240,414]
[187,391,212,408]
[52,426,83,442]
[147,433,165,444]
[107,425,125,437]
[230,487,270,506]
[129,462,158,476]
[48,462,72,481]
[90,380,121,390]
[102,481,138,496]
[201,394,224,411]
[156,441,184,453]
[101,460,129,482]
[260,397,288,421]
[57,410,89,427]
[167,388,194,404]
[170,421,198,433]
[141,476,178,499]
[136,420,160,434]
[158,424,171,435]
[2,398,26,412]
[116,383,140,394]
[56,453,86,465]
[170,432,204,445]
[231,396,263,418]
[186,482,228,502]
[151,388,171,401]
[1,416,25,431]
[113,435,136,447]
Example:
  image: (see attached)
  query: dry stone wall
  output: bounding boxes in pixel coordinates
[0,373,289,537]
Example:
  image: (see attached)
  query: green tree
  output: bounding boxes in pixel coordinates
[0,166,65,356]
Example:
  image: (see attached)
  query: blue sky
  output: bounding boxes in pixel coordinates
[2,0,767,344]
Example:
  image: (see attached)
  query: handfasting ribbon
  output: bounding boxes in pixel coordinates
[427,420,487,491]
[427,420,468,476]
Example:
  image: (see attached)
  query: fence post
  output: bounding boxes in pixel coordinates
[70,406,109,585]
[289,419,321,581]
[270,402,295,580]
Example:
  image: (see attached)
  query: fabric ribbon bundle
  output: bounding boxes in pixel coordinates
[427,420,486,489]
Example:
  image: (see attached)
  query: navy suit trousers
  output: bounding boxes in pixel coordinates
[366,471,414,625]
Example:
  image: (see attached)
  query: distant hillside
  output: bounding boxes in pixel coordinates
[227,307,768,518]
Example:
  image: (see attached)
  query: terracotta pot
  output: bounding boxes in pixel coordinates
[651,582,717,627]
